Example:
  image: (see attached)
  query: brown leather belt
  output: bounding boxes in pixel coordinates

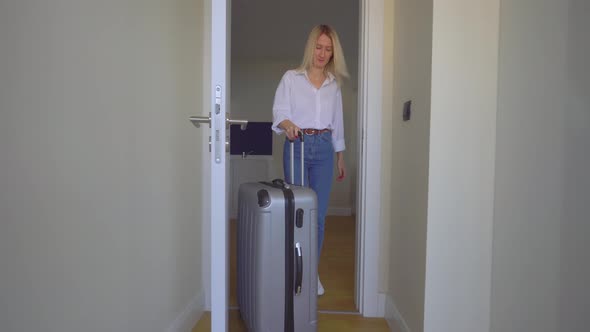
[302,128,331,135]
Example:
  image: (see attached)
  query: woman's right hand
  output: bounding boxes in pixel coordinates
[279,120,301,141]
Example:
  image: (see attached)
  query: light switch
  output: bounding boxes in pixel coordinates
[403,100,412,121]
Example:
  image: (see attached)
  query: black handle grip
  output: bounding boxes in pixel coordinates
[272,179,286,187]
[295,243,302,295]
[288,130,305,143]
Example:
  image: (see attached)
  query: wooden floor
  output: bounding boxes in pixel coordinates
[193,216,390,331]
[316,216,357,312]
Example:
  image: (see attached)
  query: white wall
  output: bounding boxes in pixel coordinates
[491,1,590,331]
[231,0,359,80]
[230,59,299,181]
[0,1,205,331]
[424,0,500,331]
[385,0,432,330]
[230,0,359,214]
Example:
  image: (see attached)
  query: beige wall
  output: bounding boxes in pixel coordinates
[384,0,433,330]
[0,1,205,331]
[560,1,590,329]
[424,0,500,331]
[379,0,396,297]
[491,1,589,331]
[377,1,588,331]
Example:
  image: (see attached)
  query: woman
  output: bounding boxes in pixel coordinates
[271,24,349,296]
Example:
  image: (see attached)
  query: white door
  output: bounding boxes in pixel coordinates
[190,1,245,330]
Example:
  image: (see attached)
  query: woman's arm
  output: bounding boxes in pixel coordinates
[272,72,295,137]
[331,88,346,152]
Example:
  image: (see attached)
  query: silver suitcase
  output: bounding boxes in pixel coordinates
[237,137,318,332]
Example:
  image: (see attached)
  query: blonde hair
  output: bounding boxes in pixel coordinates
[297,24,349,86]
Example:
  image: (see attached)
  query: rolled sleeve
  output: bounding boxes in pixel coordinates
[332,138,346,152]
[331,88,346,152]
[271,72,292,134]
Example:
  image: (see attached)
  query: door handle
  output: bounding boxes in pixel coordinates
[226,118,248,130]
[191,114,247,130]
[189,114,211,128]
[225,118,247,153]
[190,114,248,155]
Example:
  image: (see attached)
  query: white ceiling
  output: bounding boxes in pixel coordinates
[231,0,359,69]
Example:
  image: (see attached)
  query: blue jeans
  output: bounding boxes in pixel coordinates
[283,132,334,256]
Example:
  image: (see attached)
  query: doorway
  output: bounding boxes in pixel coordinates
[229,0,360,313]
[200,0,387,320]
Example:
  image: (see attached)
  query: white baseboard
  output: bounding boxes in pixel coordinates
[327,206,353,216]
[385,294,411,332]
[166,291,206,332]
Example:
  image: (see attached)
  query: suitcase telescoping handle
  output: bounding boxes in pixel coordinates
[289,132,305,186]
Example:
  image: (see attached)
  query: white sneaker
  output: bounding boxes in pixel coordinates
[318,277,325,296]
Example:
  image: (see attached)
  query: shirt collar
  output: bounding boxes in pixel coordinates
[298,69,336,86]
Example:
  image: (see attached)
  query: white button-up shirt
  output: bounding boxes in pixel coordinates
[272,70,346,152]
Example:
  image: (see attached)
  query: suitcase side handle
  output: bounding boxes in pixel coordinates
[295,242,303,295]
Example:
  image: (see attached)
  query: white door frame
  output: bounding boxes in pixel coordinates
[355,0,386,317]
[201,0,387,320]
[198,0,231,331]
